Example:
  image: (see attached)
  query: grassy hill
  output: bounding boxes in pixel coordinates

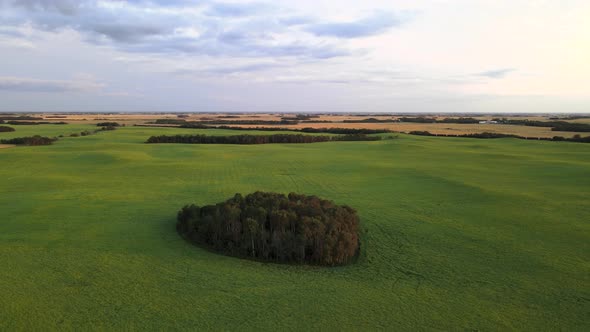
[0,124,588,330]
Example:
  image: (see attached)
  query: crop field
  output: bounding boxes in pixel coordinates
[1,124,589,330]
[20,112,590,138]
[224,122,588,138]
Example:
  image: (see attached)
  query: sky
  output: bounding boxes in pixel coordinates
[0,0,589,113]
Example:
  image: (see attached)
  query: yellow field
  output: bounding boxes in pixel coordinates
[220,122,586,138]
[6,113,589,138]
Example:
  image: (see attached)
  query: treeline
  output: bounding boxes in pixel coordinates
[397,117,590,132]
[549,116,590,120]
[0,135,56,146]
[154,119,189,125]
[398,117,435,123]
[177,192,360,265]
[69,126,117,137]
[96,122,121,127]
[538,121,589,132]
[408,131,590,143]
[299,127,389,135]
[147,134,330,144]
[298,120,334,123]
[409,131,517,138]
[179,123,210,129]
[551,135,590,143]
[1,124,118,145]
[0,126,15,132]
[340,117,481,124]
[0,115,43,121]
[0,121,67,125]
[343,117,397,123]
[146,133,381,144]
[398,117,480,124]
[492,119,590,132]
[201,119,299,125]
[281,114,319,121]
[174,122,392,135]
[438,117,481,124]
[154,118,299,126]
[396,117,590,132]
[214,125,391,135]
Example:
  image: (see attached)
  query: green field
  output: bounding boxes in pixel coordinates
[1,124,589,330]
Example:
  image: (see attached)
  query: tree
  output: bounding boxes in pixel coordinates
[146,134,380,145]
[176,192,361,266]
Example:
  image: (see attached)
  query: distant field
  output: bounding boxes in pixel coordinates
[0,123,98,138]
[570,118,590,124]
[226,122,588,138]
[0,124,589,330]
[12,112,590,138]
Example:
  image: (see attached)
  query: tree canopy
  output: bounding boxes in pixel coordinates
[408,131,590,142]
[177,192,361,266]
[147,134,380,144]
[0,135,56,145]
[96,122,121,127]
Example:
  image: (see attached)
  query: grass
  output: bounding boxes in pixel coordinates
[0,124,589,330]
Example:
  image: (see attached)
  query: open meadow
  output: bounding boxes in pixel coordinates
[0,124,589,330]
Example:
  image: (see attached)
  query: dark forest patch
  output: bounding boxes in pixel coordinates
[146,134,381,144]
[177,192,360,266]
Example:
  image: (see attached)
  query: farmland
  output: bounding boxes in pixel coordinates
[1,124,589,330]
[6,112,590,138]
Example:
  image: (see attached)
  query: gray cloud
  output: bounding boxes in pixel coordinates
[113,34,349,59]
[174,62,287,76]
[204,2,273,17]
[10,0,82,15]
[276,78,352,85]
[306,11,402,38]
[88,22,172,43]
[475,68,516,79]
[0,26,25,38]
[126,0,202,6]
[0,76,104,92]
[0,0,350,59]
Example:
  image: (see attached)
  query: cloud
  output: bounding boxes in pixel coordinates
[10,0,82,15]
[204,2,273,17]
[100,90,143,97]
[88,22,172,43]
[279,15,315,26]
[0,26,25,38]
[306,11,403,38]
[126,0,202,6]
[275,76,352,84]
[475,68,516,79]
[0,38,36,49]
[112,34,348,59]
[0,0,349,59]
[0,76,104,92]
[174,62,285,75]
